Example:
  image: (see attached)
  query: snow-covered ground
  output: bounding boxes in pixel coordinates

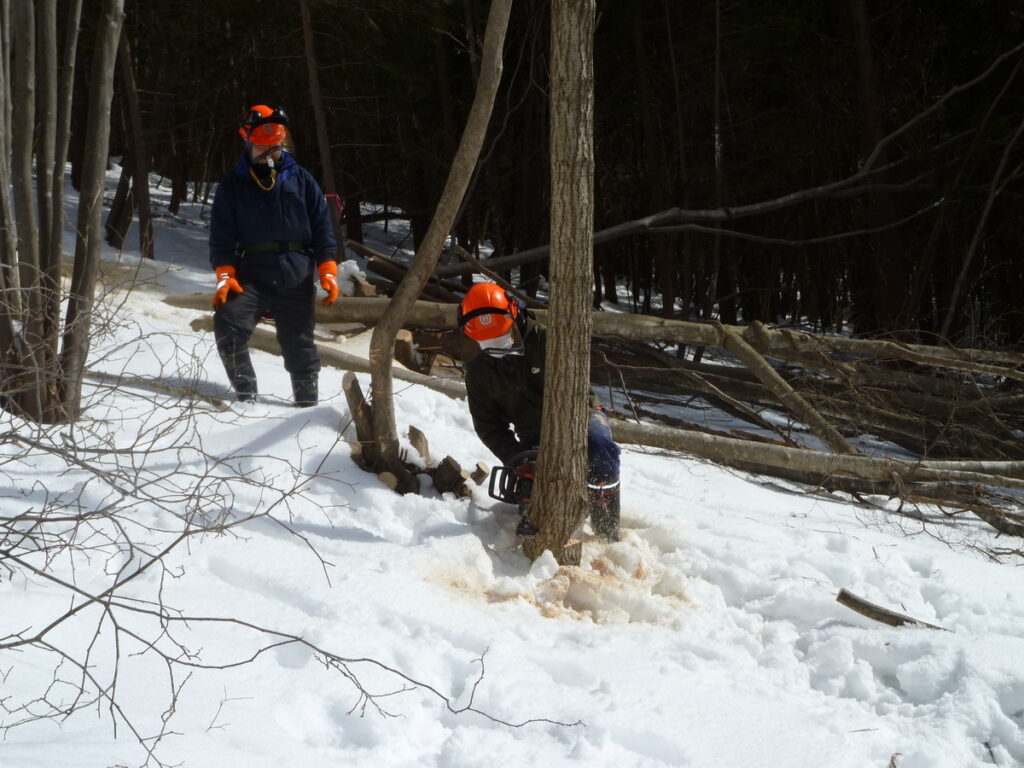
[1,169,1022,768]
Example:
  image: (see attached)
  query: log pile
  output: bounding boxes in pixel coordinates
[166,292,1024,539]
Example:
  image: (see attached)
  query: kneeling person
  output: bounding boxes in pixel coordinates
[458,282,621,541]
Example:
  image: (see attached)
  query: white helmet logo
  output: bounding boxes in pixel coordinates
[479,314,493,325]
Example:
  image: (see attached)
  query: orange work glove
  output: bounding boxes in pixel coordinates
[212,265,243,308]
[318,260,340,306]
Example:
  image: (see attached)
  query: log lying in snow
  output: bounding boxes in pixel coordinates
[610,418,1024,488]
[836,588,949,631]
[184,312,1021,533]
[165,294,1024,377]
[186,316,467,399]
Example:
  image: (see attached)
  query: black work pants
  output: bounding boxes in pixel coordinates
[213,278,319,397]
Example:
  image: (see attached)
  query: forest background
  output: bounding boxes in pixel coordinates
[63,0,1024,346]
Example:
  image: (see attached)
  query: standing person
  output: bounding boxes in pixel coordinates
[458,282,621,541]
[209,104,339,406]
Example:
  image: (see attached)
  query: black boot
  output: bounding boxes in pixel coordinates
[292,376,318,407]
[589,478,620,542]
[217,337,258,401]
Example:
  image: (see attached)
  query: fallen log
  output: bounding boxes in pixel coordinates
[165,294,1024,376]
[609,418,1024,488]
[186,316,467,399]
[836,588,949,631]
[719,326,856,455]
[347,240,462,302]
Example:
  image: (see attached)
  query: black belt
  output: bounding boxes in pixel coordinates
[243,240,305,254]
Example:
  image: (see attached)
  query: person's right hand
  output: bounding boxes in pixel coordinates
[212,265,243,308]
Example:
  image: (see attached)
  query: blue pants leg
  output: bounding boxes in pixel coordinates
[587,408,620,483]
[587,408,621,541]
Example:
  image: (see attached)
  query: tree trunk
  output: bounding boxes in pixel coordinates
[849,0,904,334]
[59,0,125,419]
[104,164,133,249]
[36,0,57,268]
[0,0,19,354]
[633,4,674,319]
[11,0,37,302]
[117,30,153,260]
[522,0,595,565]
[45,0,82,346]
[367,0,512,488]
[10,0,48,418]
[299,0,344,251]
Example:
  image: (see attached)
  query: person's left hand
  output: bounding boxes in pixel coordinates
[318,260,339,305]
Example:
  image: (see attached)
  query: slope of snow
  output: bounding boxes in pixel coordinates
[1,172,1022,768]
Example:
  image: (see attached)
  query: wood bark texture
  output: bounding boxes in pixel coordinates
[58,0,125,418]
[523,0,596,564]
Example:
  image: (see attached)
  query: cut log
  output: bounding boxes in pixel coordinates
[432,455,470,496]
[470,461,489,485]
[408,425,430,465]
[836,588,949,631]
[394,329,423,373]
[343,372,376,469]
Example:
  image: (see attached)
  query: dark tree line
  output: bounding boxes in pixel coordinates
[70,0,1024,346]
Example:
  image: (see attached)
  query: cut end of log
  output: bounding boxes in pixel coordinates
[470,461,489,485]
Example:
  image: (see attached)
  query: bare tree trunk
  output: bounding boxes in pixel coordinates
[633,5,674,319]
[11,0,37,299]
[59,0,125,419]
[43,0,80,350]
[9,0,48,418]
[0,0,11,165]
[299,0,344,251]
[104,164,133,249]
[117,30,153,260]
[36,0,56,265]
[522,0,595,565]
[0,0,19,353]
[849,0,904,334]
[366,0,512,488]
[702,0,722,333]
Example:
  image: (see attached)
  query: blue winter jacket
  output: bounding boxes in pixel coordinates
[208,151,337,288]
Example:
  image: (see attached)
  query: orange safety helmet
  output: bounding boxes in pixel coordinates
[457,282,520,341]
[238,104,289,146]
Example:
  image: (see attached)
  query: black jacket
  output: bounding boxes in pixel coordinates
[208,151,337,287]
[464,320,549,465]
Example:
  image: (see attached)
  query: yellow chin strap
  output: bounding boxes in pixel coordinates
[249,165,277,191]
